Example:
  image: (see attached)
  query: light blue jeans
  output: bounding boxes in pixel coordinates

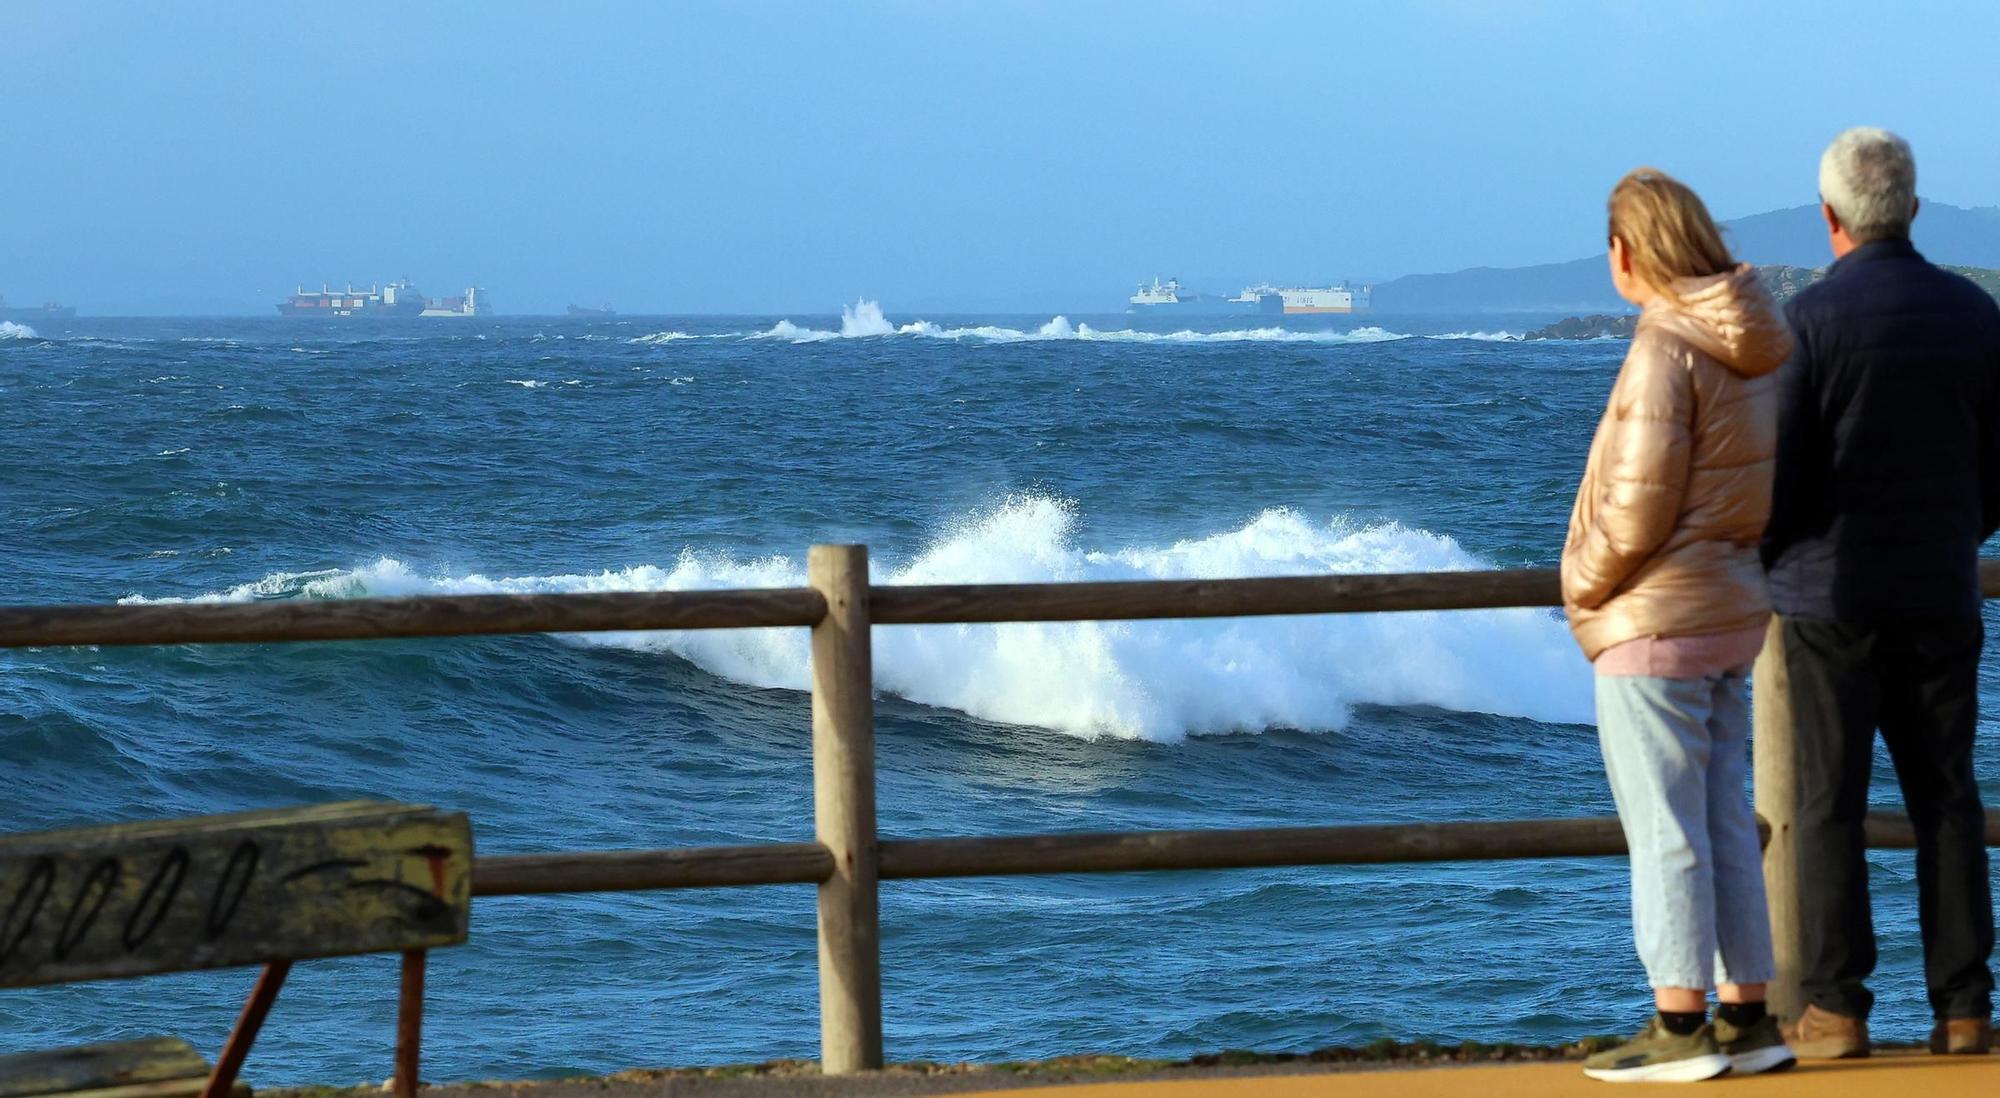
[1595,669,1777,990]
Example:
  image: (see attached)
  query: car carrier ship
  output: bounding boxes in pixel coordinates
[1127,277,1370,315]
[278,280,486,317]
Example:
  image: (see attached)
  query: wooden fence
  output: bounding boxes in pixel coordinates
[4,550,1998,1074]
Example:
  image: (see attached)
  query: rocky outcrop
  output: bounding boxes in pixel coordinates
[1522,313,1638,340]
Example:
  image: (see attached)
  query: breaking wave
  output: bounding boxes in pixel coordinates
[123,498,1589,740]
[0,322,39,340]
[739,301,1517,345]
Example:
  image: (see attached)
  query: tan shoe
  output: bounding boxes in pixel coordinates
[1929,1018,1994,1055]
[1782,1004,1869,1059]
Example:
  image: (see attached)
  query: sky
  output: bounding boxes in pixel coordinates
[5,1,1999,315]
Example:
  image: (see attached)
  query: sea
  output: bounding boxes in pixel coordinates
[1,305,1993,1084]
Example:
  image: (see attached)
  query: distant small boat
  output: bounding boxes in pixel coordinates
[567,304,616,318]
[0,296,76,322]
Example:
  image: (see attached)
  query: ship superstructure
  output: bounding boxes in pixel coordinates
[1127,277,1371,315]
[420,287,485,317]
[278,280,487,317]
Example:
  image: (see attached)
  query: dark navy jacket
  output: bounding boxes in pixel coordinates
[1761,238,2000,621]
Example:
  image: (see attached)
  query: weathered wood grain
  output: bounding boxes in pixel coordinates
[1753,618,1805,1021]
[809,546,883,1074]
[0,1038,206,1098]
[36,1083,243,1098]
[0,803,469,988]
[0,588,825,649]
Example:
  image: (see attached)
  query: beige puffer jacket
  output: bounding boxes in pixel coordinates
[1561,263,1791,660]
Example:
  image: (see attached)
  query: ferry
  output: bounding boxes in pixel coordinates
[1127,277,1249,315]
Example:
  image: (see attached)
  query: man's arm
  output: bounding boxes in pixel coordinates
[1762,299,1820,568]
[1981,306,2000,543]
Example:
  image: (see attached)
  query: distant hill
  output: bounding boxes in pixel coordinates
[1375,202,2000,313]
[1521,263,2000,339]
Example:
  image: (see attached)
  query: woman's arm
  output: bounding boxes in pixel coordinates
[1564,333,1695,609]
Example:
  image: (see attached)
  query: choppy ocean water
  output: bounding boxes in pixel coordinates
[1,307,1993,1084]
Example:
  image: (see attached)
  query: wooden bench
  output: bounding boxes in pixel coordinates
[0,1038,239,1098]
[0,803,472,1098]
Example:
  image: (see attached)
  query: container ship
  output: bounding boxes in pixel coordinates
[0,296,76,322]
[278,280,486,317]
[1127,277,1370,315]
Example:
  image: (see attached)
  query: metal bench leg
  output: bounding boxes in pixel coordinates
[395,949,427,1098]
[203,959,292,1098]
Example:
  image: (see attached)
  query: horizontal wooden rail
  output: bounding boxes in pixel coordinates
[3,561,1995,649]
[471,842,835,895]
[870,569,1564,623]
[465,810,2000,896]
[878,817,1624,875]
[874,559,2000,624]
[0,588,827,649]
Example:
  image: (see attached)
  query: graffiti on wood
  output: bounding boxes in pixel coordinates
[0,802,470,988]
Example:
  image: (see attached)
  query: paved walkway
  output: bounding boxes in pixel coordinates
[970,1054,1999,1097]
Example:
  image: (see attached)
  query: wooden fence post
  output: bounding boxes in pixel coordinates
[809,544,883,1073]
[1752,615,1803,1021]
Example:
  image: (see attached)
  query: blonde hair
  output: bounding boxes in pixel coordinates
[1607,168,1735,298]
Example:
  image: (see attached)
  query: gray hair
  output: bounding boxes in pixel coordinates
[1818,127,1917,243]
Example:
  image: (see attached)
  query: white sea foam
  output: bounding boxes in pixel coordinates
[629,331,696,345]
[0,322,38,340]
[504,379,549,388]
[740,302,1512,346]
[123,498,1591,740]
[750,319,832,342]
[839,299,895,337]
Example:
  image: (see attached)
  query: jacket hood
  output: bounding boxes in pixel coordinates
[1640,263,1791,378]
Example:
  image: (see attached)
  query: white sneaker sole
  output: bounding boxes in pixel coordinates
[1729,1044,1798,1074]
[1583,1051,1732,1083]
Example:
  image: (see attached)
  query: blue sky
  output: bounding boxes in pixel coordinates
[5,1,1997,314]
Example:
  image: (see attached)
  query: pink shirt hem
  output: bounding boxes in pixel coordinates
[1593,624,1767,679]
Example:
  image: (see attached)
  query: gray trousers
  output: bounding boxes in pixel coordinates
[1596,669,1778,990]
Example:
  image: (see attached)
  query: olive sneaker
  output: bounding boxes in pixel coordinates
[1713,1013,1796,1074]
[1581,1016,1732,1083]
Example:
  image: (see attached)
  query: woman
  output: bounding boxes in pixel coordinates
[1564,169,1796,1083]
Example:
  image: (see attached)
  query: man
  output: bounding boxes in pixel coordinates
[1762,126,2000,1058]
